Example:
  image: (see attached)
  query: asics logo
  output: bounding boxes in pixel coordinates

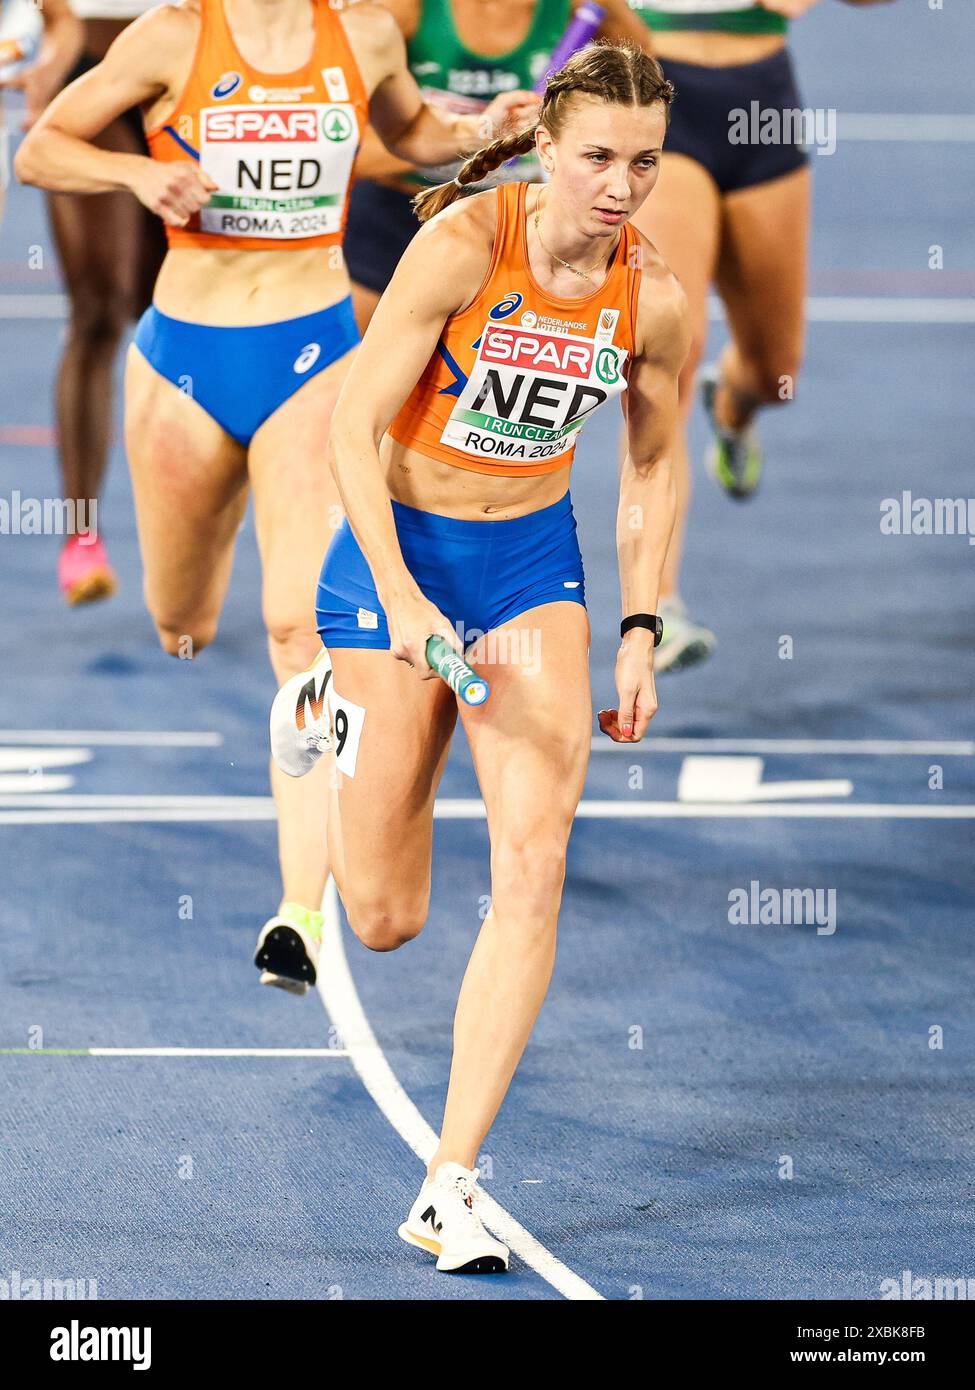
[293,342,322,374]
[421,1204,442,1234]
[211,71,242,100]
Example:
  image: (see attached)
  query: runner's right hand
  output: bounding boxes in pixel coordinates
[129,158,219,225]
[386,594,462,679]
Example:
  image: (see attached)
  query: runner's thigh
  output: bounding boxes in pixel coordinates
[329,646,458,924]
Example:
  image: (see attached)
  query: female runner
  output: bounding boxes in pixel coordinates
[342,0,660,335]
[292,40,688,1270]
[10,0,166,605]
[16,0,536,982]
[629,0,891,672]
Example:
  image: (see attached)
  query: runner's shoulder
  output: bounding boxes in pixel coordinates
[105,1,201,70]
[630,227,689,362]
[336,1,403,56]
[413,186,498,262]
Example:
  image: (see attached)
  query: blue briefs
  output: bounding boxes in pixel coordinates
[133,297,360,447]
[316,490,586,650]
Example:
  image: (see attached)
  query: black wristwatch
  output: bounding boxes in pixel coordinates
[621,612,663,646]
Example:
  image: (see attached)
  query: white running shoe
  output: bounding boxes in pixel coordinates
[398,1163,509,1274]
[655,595,716,674]
[269,646,333,778]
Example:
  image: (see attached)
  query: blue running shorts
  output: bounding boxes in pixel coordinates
[316,491,586,650]
[133,297,360,446]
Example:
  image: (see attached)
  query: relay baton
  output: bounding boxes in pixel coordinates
[533,4,606,92]
[501,4,606,171]
[425,637,490,707]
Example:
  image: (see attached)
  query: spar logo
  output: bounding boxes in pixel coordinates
[211,71,242,100]
[488,292,523,321]
[203,108,320,142]
[595,346,621,385]
[322,107,354,142]
[481,326,593,379]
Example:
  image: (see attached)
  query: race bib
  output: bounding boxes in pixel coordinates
[199,103,360,240]
[441,315,629,468]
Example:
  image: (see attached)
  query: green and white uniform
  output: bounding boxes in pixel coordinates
[404,0,571,187]
[629,0,788,35]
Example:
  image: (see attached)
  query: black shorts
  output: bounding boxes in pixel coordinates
[343,178,422,295]
[66,51,147,150]
[660,48,809,194]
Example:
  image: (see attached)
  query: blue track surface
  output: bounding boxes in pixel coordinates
[1,2,973,1299]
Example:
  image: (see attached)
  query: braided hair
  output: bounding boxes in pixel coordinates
[412,41,675,224]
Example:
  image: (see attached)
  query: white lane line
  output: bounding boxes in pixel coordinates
[0,1047,348,1057]
[316,878,603,1302]
[89,1047,348,1058]
[0,808,277,824]
[0,293,69,317]
[708,296,975,324]
[0,730,223,747]
[838,114,975,142]
[591,738,975,755]
[2,798,974,824]
[4,294,974,324]
[0,795,267,807]
[570,802,975,819]
[0,750,93,770]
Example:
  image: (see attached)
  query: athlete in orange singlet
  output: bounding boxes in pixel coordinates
[277,40,687,1272]
[16,0,536,977]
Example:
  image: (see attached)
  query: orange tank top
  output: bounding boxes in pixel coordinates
[146,0,368,251]
[388,182,642,478]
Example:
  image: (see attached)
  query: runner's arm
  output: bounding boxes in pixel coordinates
[617,268,690,619]
[14,6,202,197]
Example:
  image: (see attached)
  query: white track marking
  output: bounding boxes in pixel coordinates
[571,802,975,819]
[5,294,975,323]
[0,294,69,317]
[0,1047,348,1057]
[2,798,974,824]
[838,114,975,142]
[0,749,92,770]
[707,296,975,323]
[316,879,604,1301]
[591,738,975,755]
[676,756,853,803]
[0,730,223,746]
[88,1047,348,1058]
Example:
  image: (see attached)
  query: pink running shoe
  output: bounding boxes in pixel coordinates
[58,532,117,606]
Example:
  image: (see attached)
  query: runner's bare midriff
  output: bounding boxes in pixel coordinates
[151,245,350,323]
[650,28,785,68]
[380,433,572,521]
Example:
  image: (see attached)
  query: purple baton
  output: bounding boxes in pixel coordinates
[533,4,607,92]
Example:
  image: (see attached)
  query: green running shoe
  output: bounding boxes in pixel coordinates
[255,900,324,996]
[701,367,763,500]
[655,596,716,674]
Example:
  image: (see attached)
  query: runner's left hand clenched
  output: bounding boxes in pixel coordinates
[598,632,659,742]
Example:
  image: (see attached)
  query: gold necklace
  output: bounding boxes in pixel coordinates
[532,192,619,284]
